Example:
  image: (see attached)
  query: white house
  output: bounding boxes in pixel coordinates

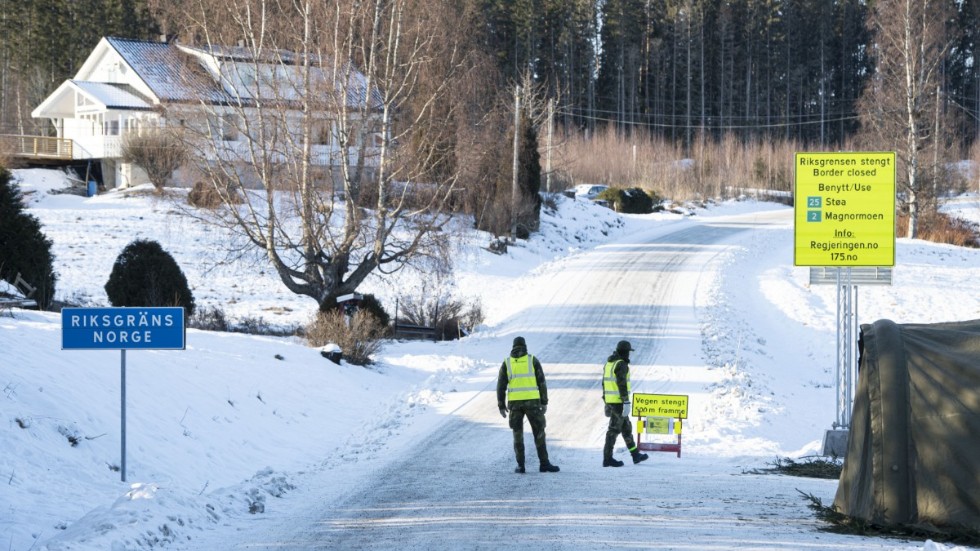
[32,36,384,189]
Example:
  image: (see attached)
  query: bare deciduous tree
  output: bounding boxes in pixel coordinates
[121,129,189,191]
[858,0,958,238]
[172,0,477,310]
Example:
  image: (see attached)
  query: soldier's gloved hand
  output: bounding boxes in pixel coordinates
[541,404,547,414]
[622,400,630,411]
[499,404,508,418]
[604,404,612,417]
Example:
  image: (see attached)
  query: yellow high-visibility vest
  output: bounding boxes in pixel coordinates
[506,355,541,401]
[603,359,630,404]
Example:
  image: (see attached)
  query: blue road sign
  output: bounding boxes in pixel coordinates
[62,307,185,350]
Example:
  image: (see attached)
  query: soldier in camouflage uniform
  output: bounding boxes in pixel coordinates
[497,336,560,474]
[602,340,649,467]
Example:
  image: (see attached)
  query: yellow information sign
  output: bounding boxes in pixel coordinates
[640,417,682,435]
[794,152,896,267]
[631,393,688,419]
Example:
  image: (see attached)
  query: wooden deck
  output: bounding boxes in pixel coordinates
[1,134,73,160]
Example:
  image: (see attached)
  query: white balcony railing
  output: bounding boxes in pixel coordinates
[5,133,381,167]
[211,141,381,168]
[1,135,73,160]
[70,135,122,159]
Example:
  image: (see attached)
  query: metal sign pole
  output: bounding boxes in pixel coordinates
[121,349,127,482]
[848,278,858,429]
[835,268,843,428]
[843,268,852,429]
[60,307,186,484]
[815,266,891,455]
[834,267,855,430]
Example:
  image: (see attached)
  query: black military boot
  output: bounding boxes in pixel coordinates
[631,450,649,464]
[602,433,622,467]
[539,463,560,473]
[514,445,525,474]
[603,457,624,467]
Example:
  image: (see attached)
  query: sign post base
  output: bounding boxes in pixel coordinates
[637,436,682,458]
[822,429,849,457]
[637,416,682,458]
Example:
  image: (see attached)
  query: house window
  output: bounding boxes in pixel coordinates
[103,119,120,136]
[314,121,332,146]
[366,122,384,148]
[80,114,96,135]
[240,66,256,93]
[220,114,240,142]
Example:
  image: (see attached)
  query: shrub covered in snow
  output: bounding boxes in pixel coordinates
[597,186,660,214]
[305,309,386,365]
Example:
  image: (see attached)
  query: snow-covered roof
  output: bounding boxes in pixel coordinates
[34,36,384,123]
[179,43,301,65]
[180,43,385,109]
[341,68,385,111]
[70,80,154,110]
[107,37,383,110]
[31,79,155,119]
[106,37,231,104]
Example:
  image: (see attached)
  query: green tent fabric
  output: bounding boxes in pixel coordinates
[834,318,980,530]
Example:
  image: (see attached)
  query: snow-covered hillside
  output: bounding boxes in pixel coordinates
[2,168,979,550]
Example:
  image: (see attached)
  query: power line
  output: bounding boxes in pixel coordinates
[557,106,861,130]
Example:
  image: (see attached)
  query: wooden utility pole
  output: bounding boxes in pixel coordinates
[933,85,939,196]
[511,85,521,240]
[545,98,553,193]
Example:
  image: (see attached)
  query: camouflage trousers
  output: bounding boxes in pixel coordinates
[508,401,550,467]
[604,403,637,459]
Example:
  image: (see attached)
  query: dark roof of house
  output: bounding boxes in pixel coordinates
[105,36,383,110]
[106,37,232,104]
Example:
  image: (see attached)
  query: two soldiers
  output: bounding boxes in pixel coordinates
[497,336,647,472]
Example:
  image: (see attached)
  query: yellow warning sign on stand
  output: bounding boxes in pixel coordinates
[633,393,687,458]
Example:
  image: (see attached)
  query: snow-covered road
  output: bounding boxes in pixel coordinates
[204,209,924,550]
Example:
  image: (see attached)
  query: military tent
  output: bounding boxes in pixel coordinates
[834,318,980,530]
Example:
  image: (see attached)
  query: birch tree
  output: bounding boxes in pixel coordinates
[859,0,957,238]
[177,0,476,309]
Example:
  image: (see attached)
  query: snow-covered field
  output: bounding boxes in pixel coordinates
[2,168,980,550]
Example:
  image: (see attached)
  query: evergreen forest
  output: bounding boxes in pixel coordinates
[3,0,980,240]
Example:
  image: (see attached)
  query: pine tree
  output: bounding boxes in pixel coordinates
[518,110,541,225]
[507,109,541,238]
[596,0,647,133]
[0,167,57,309]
